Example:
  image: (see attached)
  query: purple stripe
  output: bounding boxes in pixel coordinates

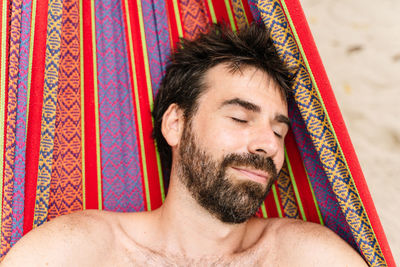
[141,0,171,97]
[1,0,22,257]
[95,0,144,211]
[10,0,32,246]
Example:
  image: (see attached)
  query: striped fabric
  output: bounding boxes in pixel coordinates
[0,0,395,265]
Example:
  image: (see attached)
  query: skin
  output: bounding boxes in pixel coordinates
[1,64,367,266]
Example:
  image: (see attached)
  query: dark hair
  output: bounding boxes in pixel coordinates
[152,23,294,169]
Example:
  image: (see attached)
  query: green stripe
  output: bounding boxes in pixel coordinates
[224,0,237,32]
[304,165,324,225]
[172,0,183,38]
[271,184,283,218]
[284,149,306,221]
[79,0,86,209]
[260,202,268,218]
[136,0,165,202]
[0,0,9,239]
[206,0,217,23]
[90,0,102,210]
[279,0,383,252]
[124,0,151,211]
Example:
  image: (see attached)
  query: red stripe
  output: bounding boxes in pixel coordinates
[23,0,48,234]
[285,129,320,223]
[0,1,10,185]
[165,0,181,51]
[239,0,253,24]
[283,1,395,265]
[81,0,99,210]
[210,0,230,25]
[124,0,163,210]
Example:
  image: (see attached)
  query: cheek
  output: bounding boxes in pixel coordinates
[275,147,286,172]
[195,117,248,154]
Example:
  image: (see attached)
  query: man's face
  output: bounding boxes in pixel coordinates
[176,64,289,223]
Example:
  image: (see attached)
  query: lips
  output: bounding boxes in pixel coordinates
[231,166,270,185]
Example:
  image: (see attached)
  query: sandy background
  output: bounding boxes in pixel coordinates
[300,0,400,263]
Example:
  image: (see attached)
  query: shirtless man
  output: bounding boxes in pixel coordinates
[2,24,367,266]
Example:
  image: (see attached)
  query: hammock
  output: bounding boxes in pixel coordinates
[0,0,395,265]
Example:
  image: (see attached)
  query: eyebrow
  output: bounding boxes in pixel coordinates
[220,97,291,128]
[220,98,261,113]
[275,114,291,128]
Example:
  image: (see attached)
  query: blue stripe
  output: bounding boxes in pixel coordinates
[141,0,171,97]
[11,0,32,246]
[94,0,144,211]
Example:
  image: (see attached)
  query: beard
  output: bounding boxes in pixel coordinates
[177,121,278,224]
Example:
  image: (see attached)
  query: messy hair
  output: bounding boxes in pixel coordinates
[152,23,295,169]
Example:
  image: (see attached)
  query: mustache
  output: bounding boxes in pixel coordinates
[220,153,277,177]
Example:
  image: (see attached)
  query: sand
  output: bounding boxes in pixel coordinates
[300,0,400,263]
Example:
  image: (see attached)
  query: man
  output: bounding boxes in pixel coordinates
[2,23,367,266]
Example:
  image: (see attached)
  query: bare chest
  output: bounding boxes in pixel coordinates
[110,241,276,267]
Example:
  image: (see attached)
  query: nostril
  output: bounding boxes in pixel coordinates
[255,148,267,154]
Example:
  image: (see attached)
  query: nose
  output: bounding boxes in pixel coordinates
[247,125,279,157]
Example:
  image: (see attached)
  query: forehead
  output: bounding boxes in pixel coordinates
[198,64,288,114]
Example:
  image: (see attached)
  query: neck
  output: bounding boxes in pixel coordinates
[152,170,251,258]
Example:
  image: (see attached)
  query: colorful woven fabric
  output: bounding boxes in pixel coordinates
[48,0,83,220]
[1,0,23,255]
[0,0,395,265]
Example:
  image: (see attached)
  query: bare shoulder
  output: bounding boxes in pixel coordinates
[1,210,119,266]
[261,218,368,266]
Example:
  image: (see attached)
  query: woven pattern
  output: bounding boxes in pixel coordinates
[33,0,63,228]
[258,0,385,265]
[180,0,210,40]
[288,97,354,243]
[1,0,22,257]
[11,0,33,246]
[141,0,171,96]
[276,163,300,219]
[231,0,248,29]
[48,0,83,219]
[95,0,144,212]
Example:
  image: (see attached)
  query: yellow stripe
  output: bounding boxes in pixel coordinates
[231,0,249,29]
[271,184,283,217]
[0,0,9,237]
[238,0,249,26]
[136,0,166,206]
[25,0,37,138]
[124,0,151,211]
[79,0,86,209]
[172,0,183,38]
[206,0,217,23]
[90,0,102,210]
[224,0,237,32]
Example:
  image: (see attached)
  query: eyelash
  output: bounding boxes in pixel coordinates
[230,117,285,138]
[231,117,248,124]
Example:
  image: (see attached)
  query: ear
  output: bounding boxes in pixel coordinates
[161,104,184,147]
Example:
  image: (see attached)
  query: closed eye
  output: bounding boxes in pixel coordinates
[231,117,248,123]
[274,132,283,138]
